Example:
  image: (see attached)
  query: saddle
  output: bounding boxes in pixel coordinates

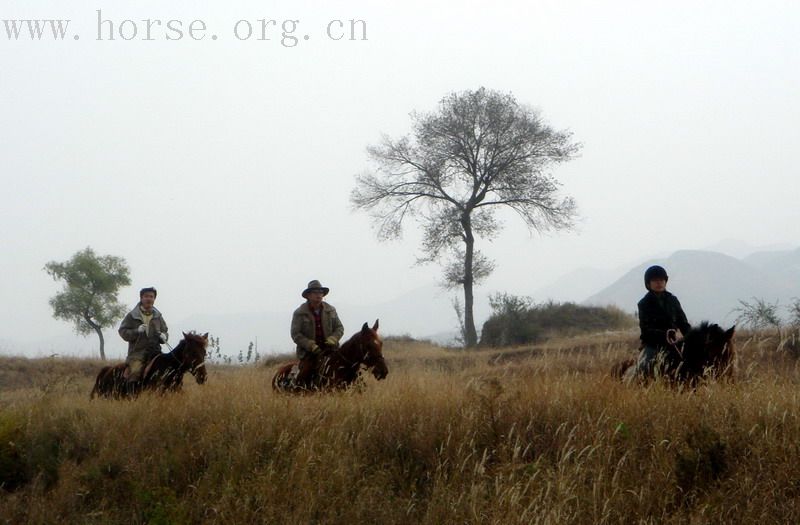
[122,353,162,381]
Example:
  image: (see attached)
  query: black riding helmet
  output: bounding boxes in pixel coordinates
[644,265,668,290]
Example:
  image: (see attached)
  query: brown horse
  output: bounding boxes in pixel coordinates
[90,332,209,399]
[612,322,735,386]
[272,320,388,393]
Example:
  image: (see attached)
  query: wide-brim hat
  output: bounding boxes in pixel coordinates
[302,280,330,298]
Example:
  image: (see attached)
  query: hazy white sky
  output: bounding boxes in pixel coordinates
[2,1,798,357]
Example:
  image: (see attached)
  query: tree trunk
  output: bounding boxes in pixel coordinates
[86,316,106,360]
[462,220,478,348]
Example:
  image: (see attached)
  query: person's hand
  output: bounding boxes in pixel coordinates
[137,325,146,334]
[666,329,683,344]
[159,333,168,343]
[310,343,321,355]
[324,336,338,348]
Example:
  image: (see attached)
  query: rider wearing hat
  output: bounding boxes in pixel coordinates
[636,265,691,377]
[118,287,169,387]
[291,280,344,387]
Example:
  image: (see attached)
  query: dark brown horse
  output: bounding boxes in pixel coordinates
[612,322,735,386]
[90,332,208,399]
[272,320,388,393]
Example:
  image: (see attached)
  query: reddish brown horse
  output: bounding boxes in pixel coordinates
[612,322,735,386]
[90,332,208,399]
[272,320,388,393]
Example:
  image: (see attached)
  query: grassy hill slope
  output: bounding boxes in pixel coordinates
[2,332,800,524]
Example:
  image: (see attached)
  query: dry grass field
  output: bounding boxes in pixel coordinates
[2,330,800,524]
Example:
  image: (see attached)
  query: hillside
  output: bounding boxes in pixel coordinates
[3,331,800,524]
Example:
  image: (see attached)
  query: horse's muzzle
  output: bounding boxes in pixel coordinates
[371,359,388,380]
[192,362,207,384]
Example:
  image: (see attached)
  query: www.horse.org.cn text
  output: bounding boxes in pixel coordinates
[1,10,369,47]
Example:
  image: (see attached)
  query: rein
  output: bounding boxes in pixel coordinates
[162,339,205,375]
[328,341,365,369]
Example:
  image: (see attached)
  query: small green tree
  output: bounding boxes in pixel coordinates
[44,247,131,360]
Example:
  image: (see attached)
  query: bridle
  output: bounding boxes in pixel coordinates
[163,339,206,377]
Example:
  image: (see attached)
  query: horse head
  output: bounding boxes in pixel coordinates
[181,331,209,384]
[360,319,388,380]
[681,322,736,380]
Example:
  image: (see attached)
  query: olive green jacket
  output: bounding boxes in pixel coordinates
[291,302,344,358]
[118,304,168,359]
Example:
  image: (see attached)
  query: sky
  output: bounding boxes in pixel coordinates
[1,1,798,358]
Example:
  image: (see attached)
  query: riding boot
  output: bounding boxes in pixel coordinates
[295,355,317,388]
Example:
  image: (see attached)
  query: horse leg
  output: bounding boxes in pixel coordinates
[610,358,636,381]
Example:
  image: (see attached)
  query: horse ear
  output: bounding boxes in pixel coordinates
[725,326,736,340]
[372,319,379,332]
[182,331,187,338]
[361,322,369,335]
[202,332,208,339]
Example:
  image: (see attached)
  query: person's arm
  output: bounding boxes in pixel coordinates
[329,307,344,343]
[159,316,169,343]
[673,297,691,336]
[118,312,140,342]
[291,311,316,351]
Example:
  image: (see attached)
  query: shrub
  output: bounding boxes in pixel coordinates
[479,294,636,346]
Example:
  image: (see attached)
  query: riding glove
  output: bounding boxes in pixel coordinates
[324,336,338,347]
[159,332,168,343]
[137,324,147,334]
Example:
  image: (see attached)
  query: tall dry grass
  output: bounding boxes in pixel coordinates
[2,330,800,524]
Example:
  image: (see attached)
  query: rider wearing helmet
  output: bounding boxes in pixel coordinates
[636,265,691,377]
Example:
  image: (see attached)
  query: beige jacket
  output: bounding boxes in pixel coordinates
[291,302,344,358]
[118,304,168,358]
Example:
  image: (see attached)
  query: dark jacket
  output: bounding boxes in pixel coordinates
[291,302,344,359]
[118,304,168,358]
[637,291,690,348]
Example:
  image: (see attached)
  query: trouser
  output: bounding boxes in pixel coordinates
[296,354,318,386]
[126,349,158,383]
[635,345,660,377]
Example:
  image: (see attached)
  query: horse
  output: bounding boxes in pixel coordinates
[612,322,736,386]
[90,332,209,399]
[272,320,388,393]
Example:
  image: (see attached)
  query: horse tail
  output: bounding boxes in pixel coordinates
[90,366,110,399]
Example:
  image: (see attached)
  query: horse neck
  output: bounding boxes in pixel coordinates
[337,335,366,364]
[168,340,189,369]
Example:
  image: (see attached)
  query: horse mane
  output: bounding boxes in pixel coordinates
[683,322,728,351]
[680,321,735,380]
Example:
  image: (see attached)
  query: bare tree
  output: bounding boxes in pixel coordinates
[788,298,800,328]
[734,297,783,338]
[352,88,580,346]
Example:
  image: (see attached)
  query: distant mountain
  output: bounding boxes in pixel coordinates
[743,248,800,283]
[584,249,800,324]
[702,239,796,259]
[532,266,627,303]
